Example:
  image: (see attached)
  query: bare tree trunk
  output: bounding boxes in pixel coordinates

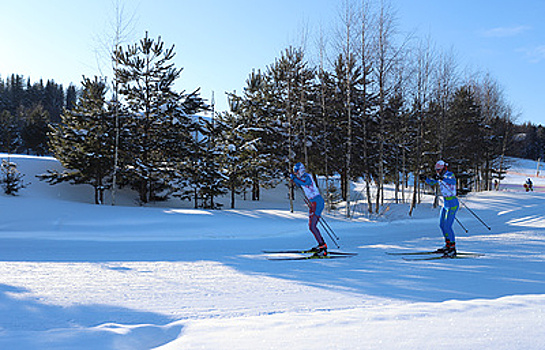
[336,0,357,217]
[317,27,332,211]
[435,49,459,158]
[96,0,137,206]
[409,37,434,216]
[374,0,392,213]
[359,0,374,214]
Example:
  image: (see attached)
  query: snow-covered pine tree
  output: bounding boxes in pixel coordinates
[184,115,226,209]
[229,69,278,202]
[267,49,298,173]
[115,32,207,204]
[215,110,260,209]
[0,158,27,195]
[41,77,114,204]
[265,47,315,210]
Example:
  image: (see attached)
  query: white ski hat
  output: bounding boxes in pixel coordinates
[435,160,447,170]
[293,162,305,174]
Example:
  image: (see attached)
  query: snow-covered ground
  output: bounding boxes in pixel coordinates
[1,154,544,349]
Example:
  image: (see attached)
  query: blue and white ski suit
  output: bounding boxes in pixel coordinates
[291,172,326,246]
[426,171,459,243]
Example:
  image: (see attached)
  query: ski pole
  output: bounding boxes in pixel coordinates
[294,183,341,248]
[299,188,339,239]
[455,217,468,233]
[297,186,339,240]
[459,200,491,230]
[320,219,341,248]
[299,190,341,247]
[320,216,340,240]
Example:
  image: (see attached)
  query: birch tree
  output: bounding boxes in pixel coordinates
[333,0,359,216]
[372,0,406,212]
[409,36,435,215]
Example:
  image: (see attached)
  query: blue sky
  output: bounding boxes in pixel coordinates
[1,1,543,125]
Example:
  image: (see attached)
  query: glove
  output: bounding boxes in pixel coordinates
[418,174,427,181]
[434,174,444,181]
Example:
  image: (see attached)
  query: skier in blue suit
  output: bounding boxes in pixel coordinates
[290,162,327,256]
[422,160,459,257]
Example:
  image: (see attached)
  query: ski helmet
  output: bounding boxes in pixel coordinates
[435,160,447,171]
[293,162,305,175]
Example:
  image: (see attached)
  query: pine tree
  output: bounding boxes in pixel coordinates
[0,110,21,153]
[265,47,316,210]
[183,115,226,209]
[115,32,207,204]
[6,74,25,116]
[20,104,49,155]
[383,89,408,203]
[229,69,280,202]
[0,74,76,156]
[446,85,483,171]
[65,84,78,111]
[0,159,27,195]
[329,53,366,203]
[216,110,261,208]
[43,80,65,123]
[40,77,114,204]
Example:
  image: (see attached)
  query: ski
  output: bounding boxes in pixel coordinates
[403,253,484,261]
[263,249,358,256]
[386,250,442,256]
[267,254,353,261]
[386,251,484,257]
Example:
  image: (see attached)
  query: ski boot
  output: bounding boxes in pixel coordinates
[435,240,452,254]
[442,242,457,258]
[311,243,328,257]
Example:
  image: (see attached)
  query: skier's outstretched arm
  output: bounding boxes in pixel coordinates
[290,173,312,187]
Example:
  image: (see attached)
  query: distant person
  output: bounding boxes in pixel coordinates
[290,162,327,256]
[524,178,533,192]
[420,160,459,258]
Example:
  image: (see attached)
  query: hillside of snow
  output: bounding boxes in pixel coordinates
[0,154,544,349]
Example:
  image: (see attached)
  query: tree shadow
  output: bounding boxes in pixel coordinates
[0,284,182,349]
